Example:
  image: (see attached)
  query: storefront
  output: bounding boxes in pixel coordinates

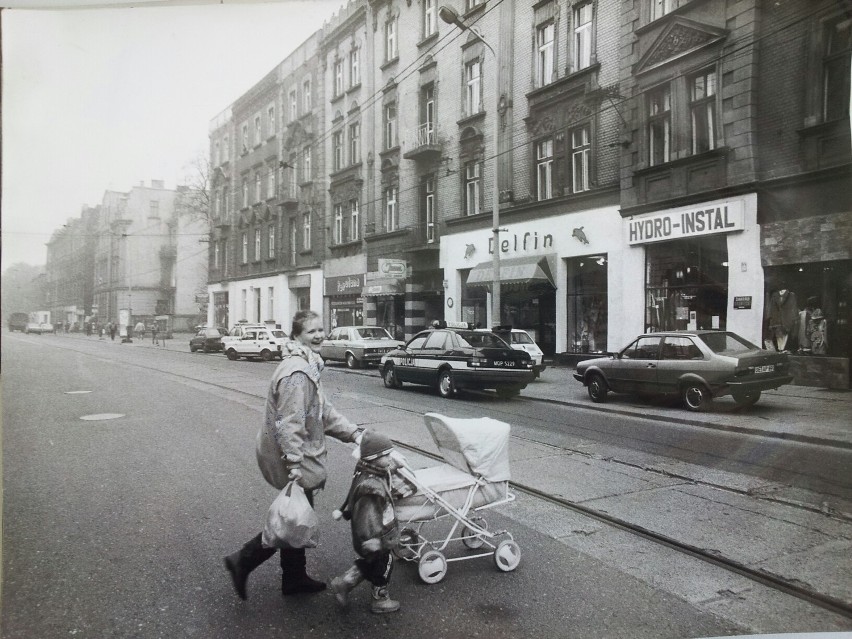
[440,205,626,357]
[325,273,365,329]
[362,277,405,341]
[625,194,763,345]
[212,291,229,329]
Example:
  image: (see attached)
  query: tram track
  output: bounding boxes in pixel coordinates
[23,335,852,620]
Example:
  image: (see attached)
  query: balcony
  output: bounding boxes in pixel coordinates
[280,183,299,207]
[403,123,442,161]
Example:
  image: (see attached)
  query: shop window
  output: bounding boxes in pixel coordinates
[763,260,850,358]
[460,269,487,328]
[645,235,728,332]
[567,255,608,353]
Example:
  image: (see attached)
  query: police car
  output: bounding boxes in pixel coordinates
[380,321,535,399]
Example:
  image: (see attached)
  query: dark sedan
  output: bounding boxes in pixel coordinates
[189,327,225,353]
[573,330,793,411]
[380,322,535,399]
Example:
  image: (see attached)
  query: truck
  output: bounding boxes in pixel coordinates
[7,312,29,332]
[221,323,289,361]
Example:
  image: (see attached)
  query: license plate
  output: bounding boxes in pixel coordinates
[491,360,515,367]
[754,364,775,374]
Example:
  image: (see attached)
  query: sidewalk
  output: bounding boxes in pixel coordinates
[526,363,852,449]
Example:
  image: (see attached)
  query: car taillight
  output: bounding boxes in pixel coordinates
[469,357,487,367]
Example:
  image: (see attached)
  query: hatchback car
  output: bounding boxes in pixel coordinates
[380,321,535,399]
[321,326,403,369]
[573,330,792,411]
[189,327,225,353]
[489,327,546,377]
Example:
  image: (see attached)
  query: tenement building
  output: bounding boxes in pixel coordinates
[205,0,850,387]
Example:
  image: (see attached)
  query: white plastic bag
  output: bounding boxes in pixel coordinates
[261,481,319,549]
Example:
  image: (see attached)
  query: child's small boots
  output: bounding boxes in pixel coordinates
[370,586,400,614]
[330,565,364,606]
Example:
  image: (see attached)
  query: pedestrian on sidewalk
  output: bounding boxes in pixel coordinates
[151,323,158,346]
[330,430,406,614]
[224,309,364,601]
[109,322,116,341]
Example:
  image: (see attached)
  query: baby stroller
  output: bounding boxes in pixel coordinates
[393,412,520,584]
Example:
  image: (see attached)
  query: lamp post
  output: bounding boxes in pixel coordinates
[439,5,502,326]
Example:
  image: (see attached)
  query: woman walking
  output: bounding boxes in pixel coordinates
[224,309,363,599]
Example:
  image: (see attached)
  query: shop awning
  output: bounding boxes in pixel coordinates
[466,255,556,290]
[361,281,404,297]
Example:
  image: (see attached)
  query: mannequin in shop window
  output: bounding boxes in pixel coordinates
[807,298,828,355]
[765,284,799,353]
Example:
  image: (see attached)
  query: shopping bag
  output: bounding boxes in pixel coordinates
[261,481,319,549]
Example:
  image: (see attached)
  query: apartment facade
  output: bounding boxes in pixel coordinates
[45,205,99,328]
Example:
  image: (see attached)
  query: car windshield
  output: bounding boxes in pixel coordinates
[206,329,222,337]
[699,332,759,354]
[270,330,287,339]
[511,332,534,345]
[355,327,393,340]
[457,331,509,348]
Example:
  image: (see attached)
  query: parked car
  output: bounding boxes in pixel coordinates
[223,325,288,361]
[573,330,793,411]
[488,327,546,377]
[25,322,53,334]
[380,321,535,399]
[189,327,226,353]
[321,326,404,369]
[8,313,29,332]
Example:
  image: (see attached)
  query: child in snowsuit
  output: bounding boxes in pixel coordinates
[330,430,409,614]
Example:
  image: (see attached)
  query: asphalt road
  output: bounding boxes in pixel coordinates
[2,334,849,637]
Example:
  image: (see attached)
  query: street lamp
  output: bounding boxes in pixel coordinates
[440,5,502,326]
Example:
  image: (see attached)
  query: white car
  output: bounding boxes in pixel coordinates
[222,325,288,361]
[25,322,53,334]
[490,328,546,377]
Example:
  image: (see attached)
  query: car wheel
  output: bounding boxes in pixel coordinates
[495,386,521,400]
[438,369,456,399]
[587,373,608,403]
[260,349,273,362]
[732,390,761,408]
[345,352,360,369]
[383,364,402,389]
[190,345,198,352]
[226,349,239,361]
[682,383,711,412]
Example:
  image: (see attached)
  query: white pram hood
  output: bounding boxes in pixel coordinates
[422,413,511,482]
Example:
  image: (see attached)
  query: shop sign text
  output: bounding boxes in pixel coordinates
[324,273,365,296]
[628,201,745,245]
[488,231,553,254]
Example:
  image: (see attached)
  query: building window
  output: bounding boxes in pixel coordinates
[289,221,297,265]
[334,59,344,97]
[241,232,248,264]
[333,204,344,244]
[303,212,311,248]
[349,122,360,164]
[241,178,248,208]
[650,0,672,21]
[267,167,276,200]
[536,139,553,200]
[574,4,593,71]
[384,103,397,150]
[214,140,220,166]
[149,201,160,218]
[268,287,274,319]
[302,146,312,182]
[303,78,311,112]
[648,84,671,166]
[386,17,398,61]
[254,115,262,147]
[214,242,220,269]
[350,199,359,241]
[350,48,360,86]
[823,15,852,121]
[267,105,275,137]
[384,187,398,231]
[268,225,275,259]
[289,90,298,121]
[423,0,436,38]
[255,172,262,203]
[241,123,249,153]
[254,228,261,260]
[333,130,344,171]
[465,60,482,116]
[690,70,717,154]
[223,186,229,215]
[536,23,554,87]
[215,190,221,217]
[571,124,591,192]
[465,161,481,216]
[424,177,435,243]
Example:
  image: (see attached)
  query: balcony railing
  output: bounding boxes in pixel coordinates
[403,122,442,161]
[280,183,299,205]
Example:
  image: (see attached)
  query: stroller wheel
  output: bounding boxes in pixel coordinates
[418,550,448,584]
[394,528,419,560]
[493,540,521,572]
[462,516,488,550]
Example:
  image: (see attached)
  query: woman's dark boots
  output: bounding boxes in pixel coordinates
[280,547,327,595]
[223,533,276,600]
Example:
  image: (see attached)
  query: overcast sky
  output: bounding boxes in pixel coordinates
[1,0,344,271]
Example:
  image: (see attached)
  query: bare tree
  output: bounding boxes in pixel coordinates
[175,153,212,225]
